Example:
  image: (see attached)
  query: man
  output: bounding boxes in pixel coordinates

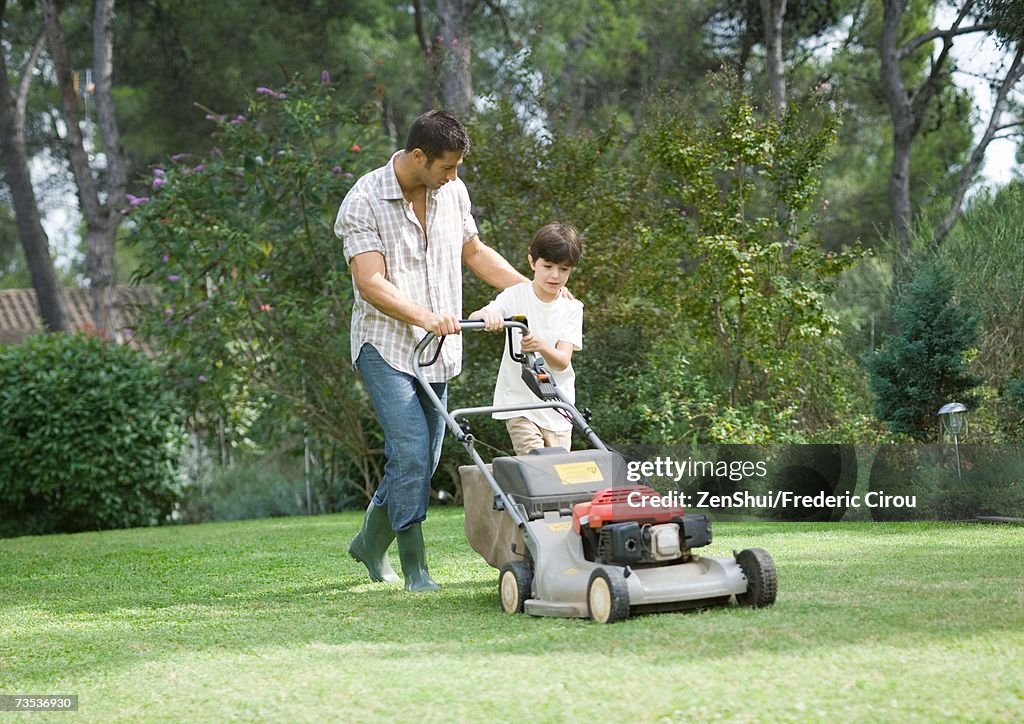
[335,110,528,592]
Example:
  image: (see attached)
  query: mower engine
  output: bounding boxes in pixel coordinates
[572,486,713,566]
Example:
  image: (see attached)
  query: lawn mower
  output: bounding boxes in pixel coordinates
[413,319,777,623]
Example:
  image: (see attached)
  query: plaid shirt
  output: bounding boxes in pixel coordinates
[335,152,479,382]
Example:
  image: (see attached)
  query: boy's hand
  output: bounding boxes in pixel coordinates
[520,332,543,352]
[468,307,504,332]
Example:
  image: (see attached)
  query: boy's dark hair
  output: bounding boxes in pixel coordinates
[529,223,582,267]
[404,110,471,164]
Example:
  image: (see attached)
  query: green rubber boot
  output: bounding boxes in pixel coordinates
[348,502,400,583]
[396,522,439,592]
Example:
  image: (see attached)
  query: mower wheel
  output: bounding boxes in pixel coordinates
[735,547,778,607]
[587,567,630,623]
[498,561,533,614]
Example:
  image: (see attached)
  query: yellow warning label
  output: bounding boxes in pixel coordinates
[546,521,572,532]
[554,461,604,485]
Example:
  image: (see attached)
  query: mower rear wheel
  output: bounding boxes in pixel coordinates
[587,567,630,623]
[735,547,778,607]
[498,561,533,614]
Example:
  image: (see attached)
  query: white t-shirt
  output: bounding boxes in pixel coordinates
[482,282,584,431]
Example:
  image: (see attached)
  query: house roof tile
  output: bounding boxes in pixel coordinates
[0,286,156,353]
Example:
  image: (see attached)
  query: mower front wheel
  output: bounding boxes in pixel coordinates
[587,567,630,623]
[498,561,533,614]
[735,547,778,607]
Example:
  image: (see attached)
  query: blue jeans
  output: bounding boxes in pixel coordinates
[356,343,447,532]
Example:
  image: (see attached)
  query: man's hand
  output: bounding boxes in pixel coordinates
[468,306,504,332]
[426,313,461,337]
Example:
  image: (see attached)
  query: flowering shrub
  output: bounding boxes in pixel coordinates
[130,76,388,495]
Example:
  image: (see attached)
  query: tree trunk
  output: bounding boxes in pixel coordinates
[878,0,1009,281]
[759,0,787,113]
[413,0,439,111]
[880,0,916,271]
[433,0,477,116]
[0,9,69,332]
[41,0,126,340]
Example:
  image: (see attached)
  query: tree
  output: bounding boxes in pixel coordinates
[0,0,68,331]
[41,0,127,339]
[931,0,1024,244]
[880,0,1024,276]
[520,0,704,132]
[863,256,982,440]
[414,0,521,115]
[626,81,867,442]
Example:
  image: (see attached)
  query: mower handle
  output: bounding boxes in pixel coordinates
[412,318,606,452]
[413,317,528,368]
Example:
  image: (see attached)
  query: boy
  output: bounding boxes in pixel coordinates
[469,222,584,455]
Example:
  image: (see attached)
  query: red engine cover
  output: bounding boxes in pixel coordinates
[572,485,686,533]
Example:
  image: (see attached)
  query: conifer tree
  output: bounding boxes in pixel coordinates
[863,258,982,440]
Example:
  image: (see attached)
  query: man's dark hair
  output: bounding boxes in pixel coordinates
[529,223,582,267]
[404,110,470,163]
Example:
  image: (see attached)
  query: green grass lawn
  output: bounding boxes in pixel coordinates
[1,509,1022,722]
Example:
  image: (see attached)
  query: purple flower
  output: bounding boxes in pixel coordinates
[153,168,166,177]
[152,177,166,188]
[167,274,180,283]
[126,194,149,207]
[171,153,190,162]
[321,70,331,84]
[164,307,174,316]
[230,115,246,125]
[192,164,205,173]
[331,165,342,176]
[256,86,288,100]
[198,374,207,383]
[162,254,170,263]
[344,172,354,179]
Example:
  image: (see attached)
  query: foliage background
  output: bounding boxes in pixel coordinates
[2,0,1024,519]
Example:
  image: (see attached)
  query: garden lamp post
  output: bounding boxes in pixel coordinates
[937,402,968,481]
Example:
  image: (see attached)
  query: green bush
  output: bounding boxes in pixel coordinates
[0,333,186,537]
[862,257,982,440]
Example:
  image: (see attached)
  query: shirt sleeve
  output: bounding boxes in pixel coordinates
[336,189,385,263]
[558,300,584,351]
[457,179,479,243]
